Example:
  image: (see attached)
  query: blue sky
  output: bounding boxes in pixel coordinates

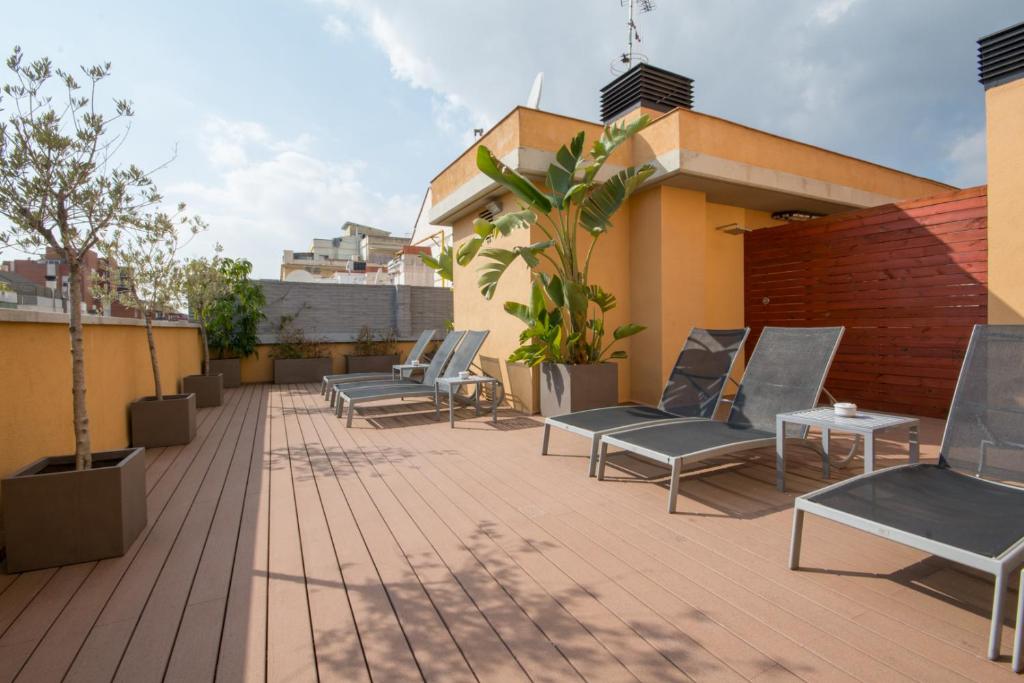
[1,0,1019,277]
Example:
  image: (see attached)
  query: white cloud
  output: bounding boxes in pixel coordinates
[814,0,858,24]
[947,128,987,187]
[171,116,420,278]
[323,15,351,40]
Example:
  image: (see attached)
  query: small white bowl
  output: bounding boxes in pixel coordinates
[458,371,471,379]
[410,360,420,366]
[833,402,857,417]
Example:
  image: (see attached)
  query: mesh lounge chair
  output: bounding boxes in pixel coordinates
[790,325,1024,663]
[321,328,435,400]
[541,327,749,477]
[597,327,844,513]
[336,330,489,427]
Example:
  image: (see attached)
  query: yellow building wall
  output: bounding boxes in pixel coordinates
[986,77,1024,323]
[0,315,201,481]
[240,340,419,384]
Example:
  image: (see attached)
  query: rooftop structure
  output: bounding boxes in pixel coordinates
[280,222,411,283]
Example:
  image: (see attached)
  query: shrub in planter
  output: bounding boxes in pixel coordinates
[98,209,205,447]
[205,258,265,387]
[457,117,651,416]
[0,49,157,569]
[180,252,230,406]
[346,326,400,373]
[272,312,331,384]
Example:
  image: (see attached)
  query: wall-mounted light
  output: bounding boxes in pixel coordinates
[715,223,750,235]
[771,210,825,222]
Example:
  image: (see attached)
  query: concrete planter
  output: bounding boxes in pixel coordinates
[1,447,147,572]
[539,362,619,417]
[346,354,400,374]
[130,393,197,447]
[274,357,332,384]
[182,373,224,408]
[208,358,241,388]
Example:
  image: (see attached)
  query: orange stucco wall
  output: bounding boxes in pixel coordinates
[986,77,1024,323]
[0,313,202,481]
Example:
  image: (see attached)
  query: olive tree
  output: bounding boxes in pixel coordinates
[95,209,204,399]
[0,47,162,469]
[180,247,228,376]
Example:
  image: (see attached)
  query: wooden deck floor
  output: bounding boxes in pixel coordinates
[0,384,1019,681]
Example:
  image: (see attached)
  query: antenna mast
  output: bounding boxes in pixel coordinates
[616,0,655,73]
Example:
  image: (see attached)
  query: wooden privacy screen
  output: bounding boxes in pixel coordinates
[744,186,987,418]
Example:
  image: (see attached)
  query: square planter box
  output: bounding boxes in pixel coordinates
[208,358,241,388]
[346,354,400,374]
[2,447,147,572]
[182,373,224,408]
[540,362,619,417]
[130,393,197,447]
[274,357,332,384]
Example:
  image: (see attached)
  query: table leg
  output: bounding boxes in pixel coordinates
[434,384,440,421]
[776,416,786,492]
[491,381,497,423]
[821,427,831,480]
[864,433,875,474]
[474,384,481,416]
[449,385,455,428]
[909,425,920,464]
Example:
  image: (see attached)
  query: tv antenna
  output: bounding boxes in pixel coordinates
[612,0,654,74]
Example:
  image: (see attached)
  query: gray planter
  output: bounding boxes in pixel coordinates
[346,354,400,374]
[182,373,224,408]
[539,362,619,417]
[130,393,197,447]
[274,357,332,384]
[1,447,147,572]
[208,358,241,388]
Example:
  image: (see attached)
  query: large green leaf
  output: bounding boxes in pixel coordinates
[504,301,532,325]
[563,280,588,318]
[585,114,650,182]
[476,146,551,212]
[456,235,485,266]
[612,323,646,340]
[492,209,536,235]
[580,165,655,235]
[539,273,565,307]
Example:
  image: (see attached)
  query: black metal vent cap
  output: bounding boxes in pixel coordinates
[979,20,1024,89]
[600,63,694,123]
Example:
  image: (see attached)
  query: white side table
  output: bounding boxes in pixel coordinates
[776,407,919,492]
[392,362,426,380]
[434,375,500,427]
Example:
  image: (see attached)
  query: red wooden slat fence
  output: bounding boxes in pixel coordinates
[743,186,987,418]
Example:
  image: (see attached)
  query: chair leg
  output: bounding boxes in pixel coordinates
[789,508,805,569]
[990,568,1008,661]
[1014,568,1024,673]
[667,458,682,514]
[346,400,355,428]
[596,442,610,480]
[587,438,600,478]
[541,424,551,455]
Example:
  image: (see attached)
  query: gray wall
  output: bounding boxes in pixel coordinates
[257,280,453,343]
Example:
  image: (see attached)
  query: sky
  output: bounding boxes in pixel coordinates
[1,0,1019,278]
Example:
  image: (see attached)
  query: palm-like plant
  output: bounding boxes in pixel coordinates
[456,115,653,366]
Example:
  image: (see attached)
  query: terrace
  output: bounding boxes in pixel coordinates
[0,383,1017,681]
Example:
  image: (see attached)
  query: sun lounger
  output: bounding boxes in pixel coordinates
[321,328,435,400]
[790,324,1024,662]
[542,327,749,476]
[597,327,844,512]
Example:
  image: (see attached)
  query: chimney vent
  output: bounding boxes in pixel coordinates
[978,20,1024,89]
[600,63,693,123]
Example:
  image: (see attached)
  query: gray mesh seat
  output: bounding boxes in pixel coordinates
[321,328,435,401]
[336,331,489,427]
[791,325,1024,663]
[598,327,844,513]
[541,328,749,477]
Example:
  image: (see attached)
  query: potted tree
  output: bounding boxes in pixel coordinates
[346,326,400,373]
[271,312,331,383]
[98,209,205,447]
[206,258,264,388]
[180,249,228,407]
[0,49,153,571]
[457,117,652,416]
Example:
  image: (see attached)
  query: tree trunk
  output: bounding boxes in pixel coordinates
[68,263,93,470]
[144,311,163,399]
[200,324,210,375]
